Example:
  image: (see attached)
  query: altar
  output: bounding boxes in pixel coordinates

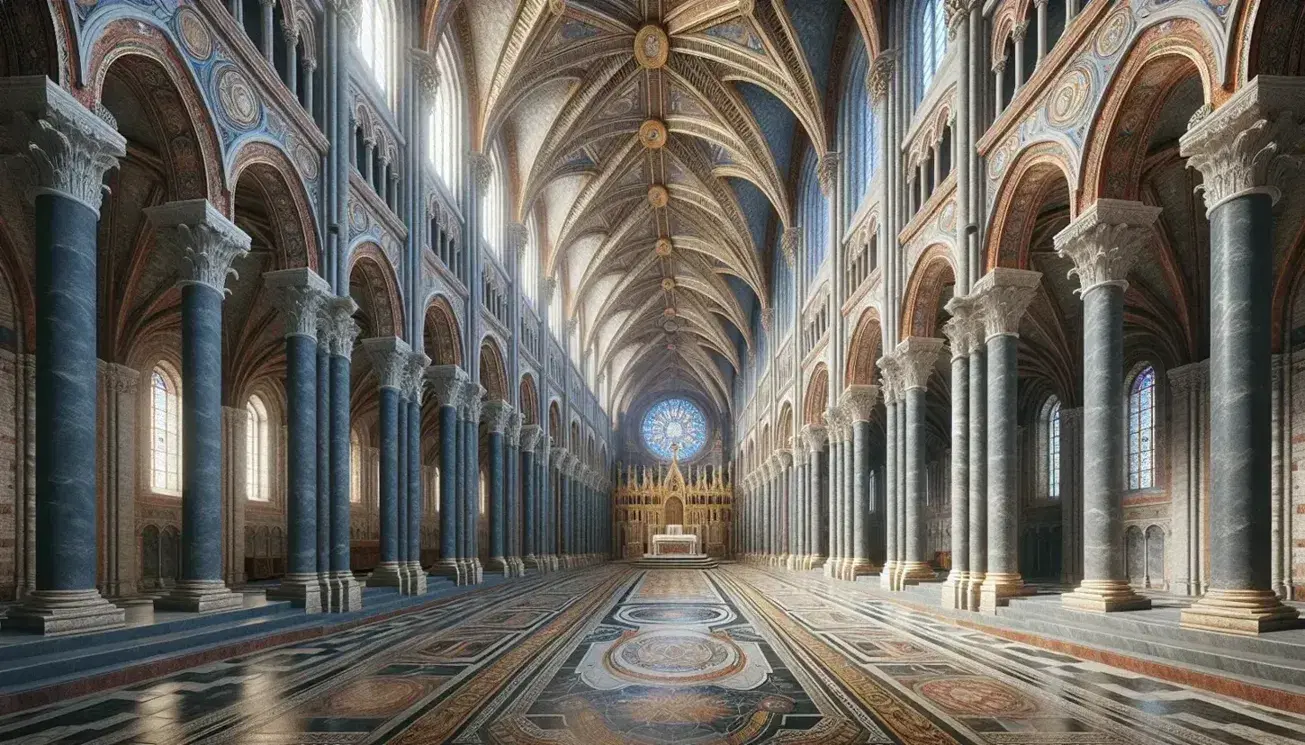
[650,525,699,556]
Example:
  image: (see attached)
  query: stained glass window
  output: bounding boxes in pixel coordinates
[1128,366,1156,490]
[151,365,182,495]
[1046,397,1061,499]
[915,0,947,104]
[246,395,270,502]
[641,398,708,461]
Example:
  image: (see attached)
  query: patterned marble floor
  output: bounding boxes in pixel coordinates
[2,564,1303,744]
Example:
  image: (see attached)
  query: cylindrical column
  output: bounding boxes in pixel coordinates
[881,392,897,589]
[260,0,276,65]
[363,338,411,589]
[327,302,362,610]
[406,381,425,593]
[464,389,484,582]
[316,342,331,602]
[942,308,971,609]
[967,343,987,609]
[429,368,464,583]
[483,402,512,574]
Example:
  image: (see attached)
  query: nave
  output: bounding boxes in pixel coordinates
[3,566,1302,745]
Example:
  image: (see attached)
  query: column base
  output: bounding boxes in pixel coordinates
[898,561,935,586]
[431,558,464,585]
[805,554,825,571]
[1180,588,1301,635]
[964,573,985,612]
[939,571,968,610]
[330,571,363,612]
[367,561,406,589]
[155,580,244,614]
[823,556,841,578]
[879,561,898,589]
[979,572,1024,614]
[846,559,873,581]
[470,559,485,583]
[507,557,525,576]
[1062,579,1153,613]
[318,574,336,612]
[2,589,126,636]
[525,553,541,570]
[404,563,427,595]
[268,573,325,613]
[485,556,509,576]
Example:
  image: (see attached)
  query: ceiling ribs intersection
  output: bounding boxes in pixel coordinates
[473,0,829,417]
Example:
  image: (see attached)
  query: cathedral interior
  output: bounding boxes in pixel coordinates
[2,0,1305,743]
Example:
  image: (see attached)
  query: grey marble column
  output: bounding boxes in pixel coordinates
[427,366,466,583]
[463,386,485,583]
[972,268,1041,612]
[842,385,880,578]
[540,436,554,569]
[326,297,363,610]
[897,337,944,586]
[552,448,569,563]
[265,268,330,612]
[405,353,428,594]
[362,337,412,590]
[1180,77,1303,633]
[1059,406,1084,587]
[316,335,332,605]
[1167,362,1207,596]
[1,79,127,635]
[789,441,805,569]
[147,199,249,615]
[483,402,512,575]
[1056,199,1159,613]
[802,425,827,568]
[967,339,987,610]
[879,357,900,590]
[396,384,409,592]
[823,412,841,576]
[941,300,972,609]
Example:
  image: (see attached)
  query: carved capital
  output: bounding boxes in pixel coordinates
[839,384,881,423]
[461,382,486,422]
[1012,21,1030,42]
[867,50,896,103]
[320,296,360,357]
[894,337,945,391]
[970,267,1041,341]
[483,401,514,434]
[146,199,251,295]
[781,226,800,267]
[426,364,468,407]
[520,424,544,452]
[817,152,840,197]
[470,152,494,196]
[1054,199,1161,295]
[363,337,412,391]
[777,449,793,469]
[0,77,126,216]
[877,353,900,403]
[800,424,827,452]
[942,295,977,359]
[508,221,530,258]
[945,0,973,38]
[542,277,558,305]
[264,268,331,340]
[1181,76,1305,212]
[412,49,440,100]
[331,0,362,37]
[403,352,430,401]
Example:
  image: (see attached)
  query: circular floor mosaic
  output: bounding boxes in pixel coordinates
[616,604,732,626]
[605,629,745,685]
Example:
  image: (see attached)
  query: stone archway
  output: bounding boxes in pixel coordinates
[664,496,684,526]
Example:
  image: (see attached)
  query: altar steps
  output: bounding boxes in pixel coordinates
[631,556,720,569]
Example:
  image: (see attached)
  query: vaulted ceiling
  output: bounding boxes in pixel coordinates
[447,0,873,421]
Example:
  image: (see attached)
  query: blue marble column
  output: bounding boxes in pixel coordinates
[1056,200,1158,613]
[396,389,409,589]
[327,298,363,611]
[541,442,554,569]
[483,401,512,575]
[405,355,427,594]
[972,268,1041,613]
[363,337,411,590]
[316,339,332,606]
[464,386,485,583]
[1,78,127,635]
[1179,78,1304,633]
[521,426,540,568]
[505,414,522,575]
[428,366,465,583]
[147,199,249,614]
[265,268,331,613]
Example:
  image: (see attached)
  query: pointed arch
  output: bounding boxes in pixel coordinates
[423,294,463,366]
[347,242,404,338]
[519,373,540,426]
[899,244,955,340]
[479,337,508,401]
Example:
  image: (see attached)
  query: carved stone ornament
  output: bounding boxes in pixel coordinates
[363,337,413,391]
[945,0,972,38]
[470,152,494,196]
[894,337,945,391]
[542,277,558,304]
[1011,21,1030,42]
[1180,76,1305,213]
[759,307,773,332]
[462,383,486,422]
[840,384,881,423]
[867,50,896,103]
[661,277,676,291]
[781,226,799,267]
[634,25,670,69]
[942,294,976,360]
[323,296,361,357]
[413,49,440,100]
[877,352,900,403]
[0,75,126,216]
[1053,198,1161,295]
[970,267,1041,340]
[404,352,430,401]
[655,238,673,256]
[508,222,530,256]
[146,199,252,295]
[639,119,668,150]
[264,268,332,339]
[331,0,362,36]
[648,184,670,208]
[817,152,841,197]
[520,424,543,452]
[483,400,514,434]
[505,411,522,447]
[801,424,828,451]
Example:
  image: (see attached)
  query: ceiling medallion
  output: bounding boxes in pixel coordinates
[667,343,677,351]
[661,277,676,291]
[663,307,677,317]
[663,320,678,333]
[634,25,670,69]
[639,119,668,149]
[648,185,669,208]
[654,238,673,256]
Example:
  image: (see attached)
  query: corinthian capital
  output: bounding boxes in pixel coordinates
[1054,199,1161,295]
[800,424,827,452]
[840,384,881,423]
[483,400,514,434]
[942,295,977,360]
[426,364,468,408]
[470,152,494,196]
[146,199,251,295]
[264,268,331,340]
[0,77,126,216]
[817,152,841,197]
[970,267,1041,341]
[781,226,799,267]
[363,337,412,391]
[412,49,440,100]
[894,337,945,391]
[867,50,896,103]
[404,352,430,401]
[1181,76,1305,212]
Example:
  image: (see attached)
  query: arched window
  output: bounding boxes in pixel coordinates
[350,430,363,503]
[481,148,506,261]
[150,364,182,494]
[773,232,793,334]
[798,148,827,287]
[520,215,539,306]
[839,36,878,225]
[914,0,947,104]
[1044,396,1061,499]
[427,35,463,200]
[246,395,271,502]
[1128,366,1157,490]
[549,277,564,342]
[357,0,394,97]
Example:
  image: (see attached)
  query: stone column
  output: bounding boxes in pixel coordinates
[405,353,428,594]
[966,327,988,610]
[265,268,330,612]
[483,401,512,575]
[843,385,880,578]
[896,337,945,586]
[823,410,842,576]
[879,357,900,589]
[789,439,806,569]
[98,361,139,599]
[362,337,412,589]
[1056,199,1160,612]
[505,412,523,576]
[1059,406,1084,587]
[776,452,791,568]
[841,419,855,578]
[315,330,332,605]
[972,268,1041,612]
[325,297,363,609]
[0,79,129,634]
[941,299,973,609]
[521,426,541,568]
[463,385,485,583]
[1167,362,1208,596]
[553,447,569,562]
[427,366,466,583]
[396,379,409,592]
[1180,77,1303,633]
[259,0,277,65]
[802,425,827,569]
[147,199,249,614]
[540,436,554,569]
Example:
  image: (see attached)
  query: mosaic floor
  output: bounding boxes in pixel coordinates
[3,564,1304,744]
